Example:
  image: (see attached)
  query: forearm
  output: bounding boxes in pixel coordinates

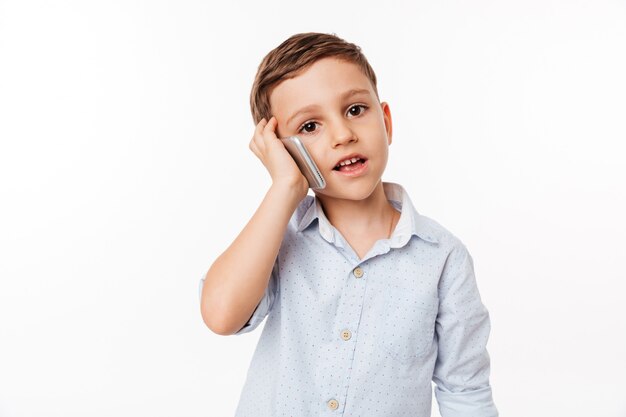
[201,183,303,335]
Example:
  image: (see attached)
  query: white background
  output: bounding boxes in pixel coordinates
[1,0,625,416]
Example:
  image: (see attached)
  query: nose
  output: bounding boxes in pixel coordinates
[330,119,357,148]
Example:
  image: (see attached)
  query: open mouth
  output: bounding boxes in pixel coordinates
[333,156,368,172]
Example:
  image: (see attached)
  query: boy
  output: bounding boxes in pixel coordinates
[200,32,498,417]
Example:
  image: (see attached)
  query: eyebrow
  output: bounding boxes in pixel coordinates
[285,88,372,126]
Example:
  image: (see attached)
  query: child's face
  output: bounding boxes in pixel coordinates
[269,57,393,203]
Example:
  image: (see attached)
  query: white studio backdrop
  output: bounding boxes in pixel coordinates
[1,0,625,416]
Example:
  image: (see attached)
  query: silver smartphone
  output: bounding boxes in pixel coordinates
[280,136,326,189]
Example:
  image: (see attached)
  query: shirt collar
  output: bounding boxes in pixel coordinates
[296,182,439,246]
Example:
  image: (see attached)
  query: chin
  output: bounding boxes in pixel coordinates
[315,180,381,202]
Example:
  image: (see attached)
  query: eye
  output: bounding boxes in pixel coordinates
[298,121,318,134]
[348,104,368,117]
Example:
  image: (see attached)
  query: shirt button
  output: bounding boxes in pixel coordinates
[341,329,352,340]
[327,399,339,410]
[353,267,364,278]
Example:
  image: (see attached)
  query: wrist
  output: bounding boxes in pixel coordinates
[269,179,308,206]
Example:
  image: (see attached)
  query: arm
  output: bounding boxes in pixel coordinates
[200,117,308,335]
[433,243,498,417]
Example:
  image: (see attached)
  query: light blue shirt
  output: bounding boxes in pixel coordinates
[200,182,498,417]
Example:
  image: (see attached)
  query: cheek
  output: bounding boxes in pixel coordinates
[374,143,390,165]
[308,142,327,160]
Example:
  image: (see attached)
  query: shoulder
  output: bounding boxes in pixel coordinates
[283,194,316,233]
[415,215,476,278]
[290,195,314,222]
[407,204,469,258]
[417,213,464,248]
[294,195,315,220]
[388,182,467,252]
[276,195,316,258]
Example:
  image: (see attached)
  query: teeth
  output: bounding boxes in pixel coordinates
[337,157,361,167]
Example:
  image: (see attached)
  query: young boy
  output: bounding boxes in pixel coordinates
[200,32,498,417]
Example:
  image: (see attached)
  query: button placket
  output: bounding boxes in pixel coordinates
[322,264,364,413]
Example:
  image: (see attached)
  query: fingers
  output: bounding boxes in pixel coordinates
[249,118,266,158]
[250,116,279,159]
[249,138,260,157]
[248,116,305,190]
[260,116,278,143]
[264,116,278,135]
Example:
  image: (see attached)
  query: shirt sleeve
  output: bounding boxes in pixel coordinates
[198,260,279,336]
[433,242,498,417]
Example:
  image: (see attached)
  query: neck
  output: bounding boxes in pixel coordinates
[316,181,397,236]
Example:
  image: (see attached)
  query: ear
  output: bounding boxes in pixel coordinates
[381,102,393,145]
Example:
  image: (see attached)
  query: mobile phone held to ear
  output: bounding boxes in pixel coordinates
[280,136,326,190]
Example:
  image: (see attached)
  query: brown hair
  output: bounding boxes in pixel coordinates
[249,32,379,125]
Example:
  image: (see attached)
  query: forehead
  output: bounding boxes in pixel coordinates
[269,58,375,117]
